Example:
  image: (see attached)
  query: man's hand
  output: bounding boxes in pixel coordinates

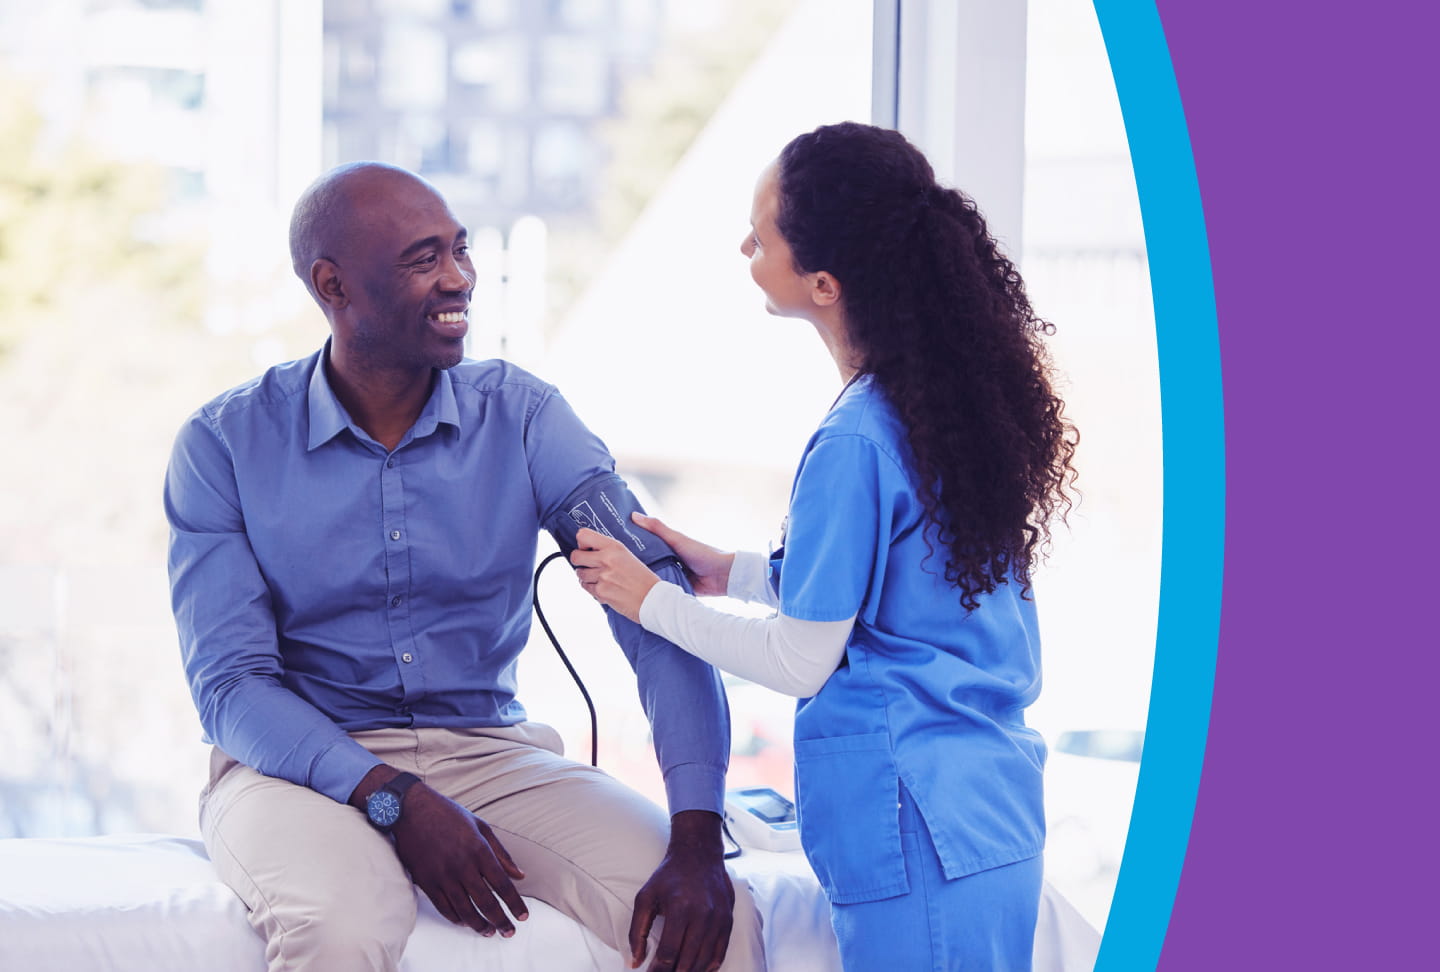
[628,810,735,972]
[351,767,529,938]
[629,513,735,598]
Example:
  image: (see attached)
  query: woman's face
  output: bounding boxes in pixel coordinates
[741,162,818,319]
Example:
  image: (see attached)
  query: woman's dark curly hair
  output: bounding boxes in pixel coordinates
[776,122,1079,609]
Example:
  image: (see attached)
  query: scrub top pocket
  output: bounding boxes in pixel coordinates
[793,731,908,904]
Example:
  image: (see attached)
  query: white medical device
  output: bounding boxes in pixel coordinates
[723,787,801,852]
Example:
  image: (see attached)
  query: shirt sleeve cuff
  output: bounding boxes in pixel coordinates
[725,551,778,607]
[308,737,385,805]
[661,760,728,816]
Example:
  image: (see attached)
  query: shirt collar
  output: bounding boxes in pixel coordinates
[307,342,463,451]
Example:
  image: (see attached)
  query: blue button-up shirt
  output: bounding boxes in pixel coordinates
[164,346,729,812]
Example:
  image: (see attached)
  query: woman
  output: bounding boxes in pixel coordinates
[571,121,1078,970]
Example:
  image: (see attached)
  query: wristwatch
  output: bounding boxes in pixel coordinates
[365,771,421,832]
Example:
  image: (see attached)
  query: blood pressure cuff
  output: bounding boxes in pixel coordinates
[545,473,684,573]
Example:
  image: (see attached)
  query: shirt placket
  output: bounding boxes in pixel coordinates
[380,451,421,722]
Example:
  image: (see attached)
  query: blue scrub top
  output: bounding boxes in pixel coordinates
[773,376,1047,904]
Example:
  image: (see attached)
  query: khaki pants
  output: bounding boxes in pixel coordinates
[200,724,764,971]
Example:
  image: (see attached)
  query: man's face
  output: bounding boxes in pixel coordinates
[339,172,476,374]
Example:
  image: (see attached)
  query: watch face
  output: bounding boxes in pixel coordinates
[368,789,402,829]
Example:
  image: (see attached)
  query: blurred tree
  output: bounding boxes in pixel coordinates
[0,73,204,363]
[0,72,255,836]
[543,0,798,333]
[595,0,799,239]
[0,70,224,567]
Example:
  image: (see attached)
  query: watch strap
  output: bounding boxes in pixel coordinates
[386,771,421,800]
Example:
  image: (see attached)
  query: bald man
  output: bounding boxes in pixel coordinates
[165,162,764,972]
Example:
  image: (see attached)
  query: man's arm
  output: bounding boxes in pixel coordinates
[165,409,383,802]
[579,546,738,972]
[601,567,731,814]
[528,394,736,972]
[528,401,733,818]
[166,409,529,938]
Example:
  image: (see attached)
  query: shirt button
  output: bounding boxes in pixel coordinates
[386,458,395,468]
[390,595,403,608]
[401,653,413,663]
[390,530,401,541]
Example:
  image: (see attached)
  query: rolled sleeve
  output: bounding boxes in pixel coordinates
[725,551,779,607]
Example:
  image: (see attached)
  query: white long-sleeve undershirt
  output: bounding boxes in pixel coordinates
[638,556,854,698]
[724,550,779,607]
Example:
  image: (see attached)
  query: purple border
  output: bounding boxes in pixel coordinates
[1156,2,1436,967]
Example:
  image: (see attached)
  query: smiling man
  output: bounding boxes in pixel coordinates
[164,162,762,972]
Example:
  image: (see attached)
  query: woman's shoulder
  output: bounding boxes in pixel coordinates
[816,374,905,446]
[806,376,916,482]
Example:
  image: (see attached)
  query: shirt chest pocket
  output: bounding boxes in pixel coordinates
[793,731,909,904]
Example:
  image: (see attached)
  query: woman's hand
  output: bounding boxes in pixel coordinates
[629,513,735,598]
[570,528,662,623]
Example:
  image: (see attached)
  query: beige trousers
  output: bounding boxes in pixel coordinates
[200,723,764,972]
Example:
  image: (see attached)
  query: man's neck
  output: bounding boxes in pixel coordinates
[325,353,435,452]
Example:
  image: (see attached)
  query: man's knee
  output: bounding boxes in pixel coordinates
[200,765,419,971]
[262,887,420,967]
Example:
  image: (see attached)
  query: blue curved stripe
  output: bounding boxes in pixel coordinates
[1089,3,1224,969]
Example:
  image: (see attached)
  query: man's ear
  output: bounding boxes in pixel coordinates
[810,271,842,308]
[311,258,348,310]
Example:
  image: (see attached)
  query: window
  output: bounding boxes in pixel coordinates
[378,24,447,110]
[537,36,610,114]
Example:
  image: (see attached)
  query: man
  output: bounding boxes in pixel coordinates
[164,161,763,972]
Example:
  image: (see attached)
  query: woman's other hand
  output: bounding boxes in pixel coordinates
[570,528,661,623]
[630,513,735,598]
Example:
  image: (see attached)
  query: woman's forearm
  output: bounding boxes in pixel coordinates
[639,581,852,697]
